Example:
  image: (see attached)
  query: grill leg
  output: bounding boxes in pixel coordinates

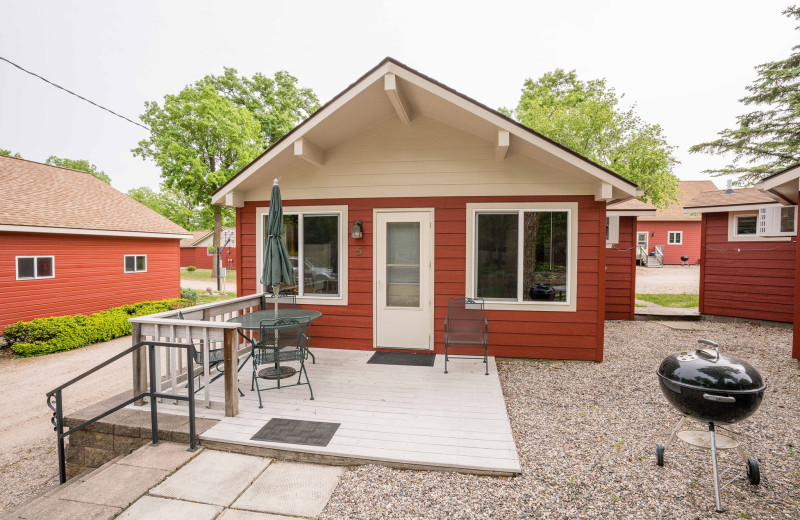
[664,416,685,451]
[709,422,724,513]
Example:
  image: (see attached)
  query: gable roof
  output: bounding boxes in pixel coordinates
[180,228,236,247]
[684,187,779,213]
[607,198,656,216]
[0,156,190,238]
[181,230,213,247]
[212,57,639,206]
[755,163,800,204]
[638,180,718,221]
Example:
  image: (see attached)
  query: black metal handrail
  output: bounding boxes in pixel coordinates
[46,340,198,484]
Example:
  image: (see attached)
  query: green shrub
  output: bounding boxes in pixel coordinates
[3,298,194,357]
[181,288,199,302]
[186,266,197,272]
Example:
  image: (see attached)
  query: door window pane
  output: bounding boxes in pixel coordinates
[386,222,420,307]
[303,215,338,295]
[17,257,35,279]
[476,213,518,299]
[522,212,568,302]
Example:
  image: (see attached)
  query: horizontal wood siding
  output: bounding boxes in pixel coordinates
[605,216,636,320]
[180,246,237,270]
[1,232,180,330]
[700,213,795,323]
[239,195,604,360]
[636,220,701,264]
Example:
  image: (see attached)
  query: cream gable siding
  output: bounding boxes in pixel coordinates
[241,115,599,202]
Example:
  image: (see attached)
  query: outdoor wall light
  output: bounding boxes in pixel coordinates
[351,220,363,239]
[651,232,656,236]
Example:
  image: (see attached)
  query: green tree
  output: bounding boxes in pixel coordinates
[505,69,679,208]
[45,156,112,184]
[133,68,319,276]
[690,6,800,185]
[127,185,235,231]
[133,82,262,275]
[206,68,320,148]
[0,149,22,158]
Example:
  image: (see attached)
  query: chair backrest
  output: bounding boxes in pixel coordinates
[254,318,308,365]
[263,292,298,310]
[447,297,486,334]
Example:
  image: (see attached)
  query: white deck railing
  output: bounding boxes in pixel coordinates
[128,294,266,417]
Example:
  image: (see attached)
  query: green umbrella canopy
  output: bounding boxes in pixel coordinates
[260,179,294,293]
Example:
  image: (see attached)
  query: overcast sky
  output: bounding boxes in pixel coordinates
[1,1,796,193]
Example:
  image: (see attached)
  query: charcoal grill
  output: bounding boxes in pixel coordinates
[655,339,765,512]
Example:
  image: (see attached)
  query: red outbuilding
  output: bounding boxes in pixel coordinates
[637,180,717,265]
[0,156,190,330]
[180,228,237,270]
[684,185,795,328]
[211,58,642,361]
[605,199,656,320]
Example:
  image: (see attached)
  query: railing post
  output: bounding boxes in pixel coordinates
[186,346,198,451]
[55,390,66,484]
[132,322,147,406]
[148,344,160,446]
[223,328,239,417]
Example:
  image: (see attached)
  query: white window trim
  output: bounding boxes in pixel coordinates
[124,254,148,273]
[466,202,578,312]
[15,255,55,280]
[256,204,348,306]
[606,216,620,247]
[727,211,792,242]
[667,231,682,245]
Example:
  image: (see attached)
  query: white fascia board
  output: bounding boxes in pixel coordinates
[755,165,800,191]
[387,63,639,198]
[0,224,191,239]
[212,65,392,205]
[683,202,780,214]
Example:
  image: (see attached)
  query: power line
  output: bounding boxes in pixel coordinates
[0,55,152,133]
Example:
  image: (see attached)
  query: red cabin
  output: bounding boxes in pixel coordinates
[0,156,190,330]
[637,180,717,265]
[180,228,237,270]
[685,185,796,357]
[212,58,642,361]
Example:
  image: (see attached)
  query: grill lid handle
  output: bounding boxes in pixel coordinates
[703,393,736,404]
[697,339,720,361]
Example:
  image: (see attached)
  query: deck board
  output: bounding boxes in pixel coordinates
[148,348,520,475]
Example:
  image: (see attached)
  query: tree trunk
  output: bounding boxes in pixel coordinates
[211,206,221,279]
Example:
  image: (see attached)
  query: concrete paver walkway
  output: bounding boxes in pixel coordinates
[4,442,343,520]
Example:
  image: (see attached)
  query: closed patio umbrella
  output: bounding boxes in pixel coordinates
[261,178,294,309]
[259,179,295,379]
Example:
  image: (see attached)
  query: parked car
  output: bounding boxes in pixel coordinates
[290,257,336,292]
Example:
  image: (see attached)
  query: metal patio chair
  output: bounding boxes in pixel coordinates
[177,311,245,396]
[444,297,489,375]
[251,317,314,406]
[261,292,315,364]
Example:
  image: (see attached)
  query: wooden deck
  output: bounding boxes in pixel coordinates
[148,348,521,476]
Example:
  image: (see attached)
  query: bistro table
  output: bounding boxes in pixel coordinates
[227,309,322,379]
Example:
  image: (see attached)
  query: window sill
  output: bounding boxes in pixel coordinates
[481,301,576,313]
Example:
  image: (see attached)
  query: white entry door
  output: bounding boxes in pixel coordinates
[375,210,433,350]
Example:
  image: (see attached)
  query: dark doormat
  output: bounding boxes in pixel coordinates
[367,351,436,367]
[250,418,340,447]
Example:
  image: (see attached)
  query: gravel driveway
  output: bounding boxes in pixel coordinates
[0,337,133,515]
[636,265,700,294]
[321,321,799,520]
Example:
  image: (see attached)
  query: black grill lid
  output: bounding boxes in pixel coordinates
[658,343,765,393]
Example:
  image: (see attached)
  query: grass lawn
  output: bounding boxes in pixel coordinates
[181,268,237,281]
[197,291,237,304]
[635,293,699,308]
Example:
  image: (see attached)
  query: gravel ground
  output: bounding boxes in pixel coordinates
[0,337,132,515]
[321,321,800,520]
[636,265,700,294]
